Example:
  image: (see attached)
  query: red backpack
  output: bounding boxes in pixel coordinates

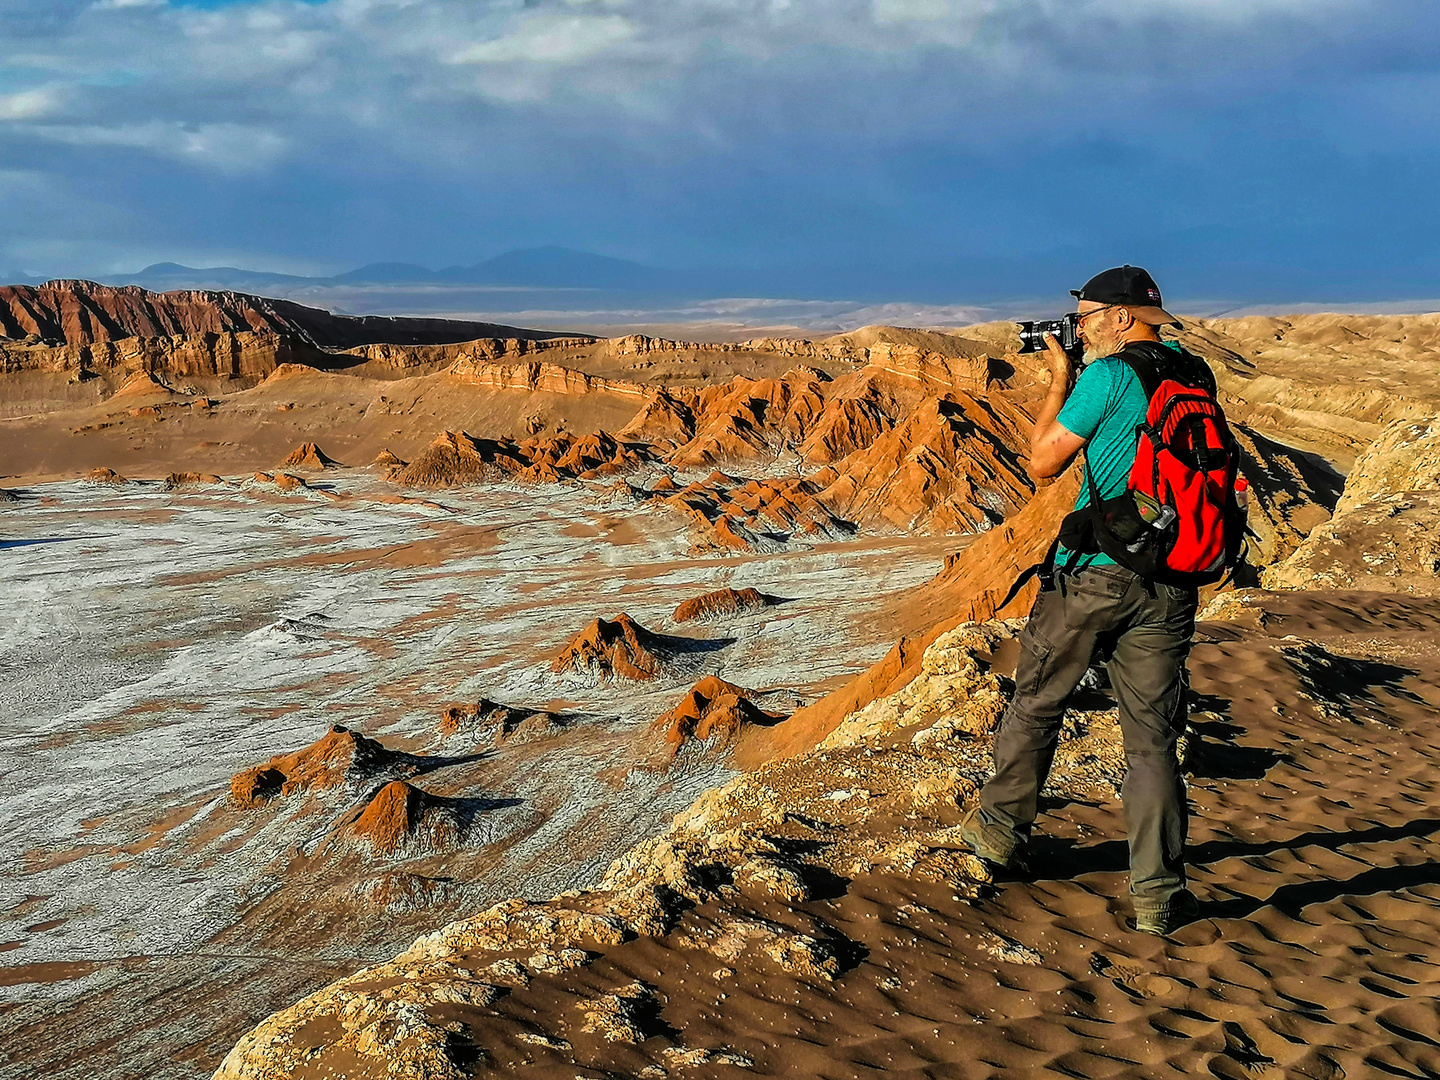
[1057,341,1246,585]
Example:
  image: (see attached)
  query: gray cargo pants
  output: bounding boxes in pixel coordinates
[975,562,1198,903]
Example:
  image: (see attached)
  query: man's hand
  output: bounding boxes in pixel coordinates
[1043,332,1073,392]
[1028,332,1086,480]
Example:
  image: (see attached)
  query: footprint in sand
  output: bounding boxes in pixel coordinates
[1090,952,1181,1001]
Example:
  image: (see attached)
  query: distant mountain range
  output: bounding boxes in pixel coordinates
[8,246,1054,307]
[103,247,688,295]
[9,242,1437,309]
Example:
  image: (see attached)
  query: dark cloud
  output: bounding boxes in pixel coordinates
[0,0,1437,300]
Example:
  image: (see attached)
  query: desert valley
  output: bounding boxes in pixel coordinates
[3,280,1440,1080]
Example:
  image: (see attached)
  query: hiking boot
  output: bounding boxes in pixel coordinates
[957,808,1021,876]
[1133,889,1200,936]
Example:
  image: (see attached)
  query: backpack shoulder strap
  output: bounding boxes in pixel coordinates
[1114,340,1217,397]
[1113,341,1167,399]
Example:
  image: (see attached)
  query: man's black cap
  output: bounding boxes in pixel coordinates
[1071,265,1179,326]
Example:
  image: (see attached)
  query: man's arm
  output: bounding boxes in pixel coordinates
[1028,333,1087,480]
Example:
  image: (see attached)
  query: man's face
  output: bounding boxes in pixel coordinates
[1076,300,1126,357]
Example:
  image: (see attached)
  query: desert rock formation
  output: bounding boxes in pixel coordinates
[672,586,769,623]
[278,442,339,469]
[392,429,650,488]
[550,614,668,682]
[337,781,492,857]
[0,328,327,385]
[366,340,1041,548]
[391,430,525,486]
[439,699,563,747]
[229,724,428,807]
[651,675,784,757]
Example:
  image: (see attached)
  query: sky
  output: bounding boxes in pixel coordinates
[2,0,1439,303]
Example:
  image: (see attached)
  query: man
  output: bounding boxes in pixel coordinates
[961,265,1201,935]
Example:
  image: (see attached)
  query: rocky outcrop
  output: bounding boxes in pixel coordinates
[439,699,563,747]
[810,392,1035,534]
[278,442,339,469]
[821,621,1016,751]
[252,472,333,497]
[651,675,783,757]
[647,472,852,555]
[829,327,992,391]
[550,614,667,682]
[1264,418,1440,593]
[796,392,898,464]
[672,587,768,623]
[345,335,594,369]
[618,390,698,444]
[664,375,825,467]
[110,369,173,398]
[390,431,526,487]
[165,472,224,489]
[1330,417,1440,511]
[448,357,646,398]
[228,725,429,808]
[514,431,651,483]
[337,781,476,856]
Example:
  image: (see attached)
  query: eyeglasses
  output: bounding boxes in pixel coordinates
[1073,304,1115,328]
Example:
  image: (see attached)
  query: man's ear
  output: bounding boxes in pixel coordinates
[1116,306,1136,331]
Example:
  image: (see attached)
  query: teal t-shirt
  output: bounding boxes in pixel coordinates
[1054,341,1183,570]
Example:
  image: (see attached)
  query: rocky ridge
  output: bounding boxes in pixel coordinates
[384,357,1038,549]
[0,280,570,350]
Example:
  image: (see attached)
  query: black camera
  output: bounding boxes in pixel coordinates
[1017,314,1082,359]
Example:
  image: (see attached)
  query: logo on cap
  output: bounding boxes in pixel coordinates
[1147,288,1161,302]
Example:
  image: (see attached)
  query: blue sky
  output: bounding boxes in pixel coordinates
[2,0,1438,302]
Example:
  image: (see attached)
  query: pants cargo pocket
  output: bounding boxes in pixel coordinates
[1014,618,1056,702]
